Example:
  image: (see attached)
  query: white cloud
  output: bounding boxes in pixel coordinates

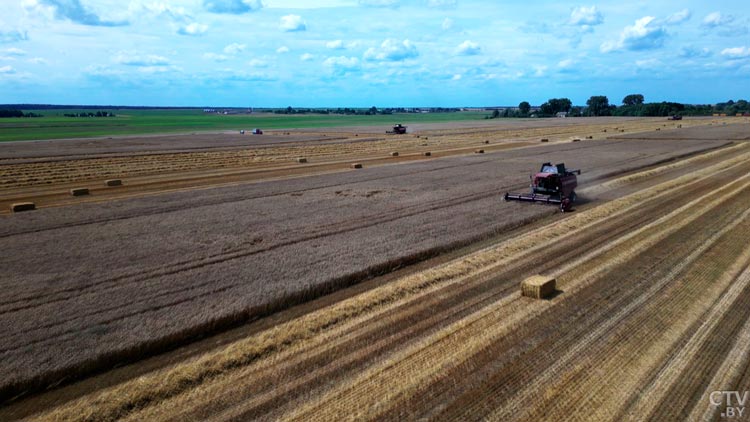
[220,70,276,81]
[358,0,399,7]
[0,65,16,74]
[203,0,263,14]
[569,6,603,26]
[364,39,418,61]
[113,52,170,66]
[247,58,268,67]
[32,0,127,26]
[558,59,575,69]
[679,46,710,58]
[665,9,691,25]
[326,40,344,49]
[601,16,667,53]
[28,57,48,64]
[224,43,246,54]
[129,1,190,22]
[451,74,461,80]
[276,46,290,53]
[427,0,456,8]
[178,22,208,36]
[635,58,661,69]
[721,47,750,58]
[0,30,29,44]
[300,53,314,61]
[442,18,453,30]
[456,40,480,55]
[279,14,306,32]
[203,53,229,62]
[3,48,27,56]
[702,11,733,28]
[323,56,360,73]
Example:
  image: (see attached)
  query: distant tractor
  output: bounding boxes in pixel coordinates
[387,124,407,134]
[668,115,683,120]
[504,162,581,212]
[252,128,263,135]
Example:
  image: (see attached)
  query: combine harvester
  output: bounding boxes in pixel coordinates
[386,124,407,134]
[504,162,580,212]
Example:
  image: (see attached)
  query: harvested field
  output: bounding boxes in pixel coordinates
[1,118,749,421]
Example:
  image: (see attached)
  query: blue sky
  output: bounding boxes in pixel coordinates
[1,0,749,107]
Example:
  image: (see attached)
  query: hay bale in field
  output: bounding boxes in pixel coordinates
[586,136,593,139]
[351,163,363,169]
[655,128,661,131]
[521,275,556,299]
[602,129,607,132]
[105,179,122,187]
[297,157,308,163]
[70,188,89,196]
[475,149,485,154]
[484,140,490,144]
[424,151,432,156]
[620,129,625,132]
[390,151,399,157]
[540,138,549,143]
[572,138,581,142]
[11,202,35,212]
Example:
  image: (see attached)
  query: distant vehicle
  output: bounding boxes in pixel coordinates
[668,115,682,120]
[386,124,407,134]
[252,128,263,135]
[240,130,245,134]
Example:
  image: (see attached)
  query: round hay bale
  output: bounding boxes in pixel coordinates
[105,179,122,187]
[484,140,490,144]
[11,202,35,212]
[475,149,485,154]
[572,138,581,142]
[70,188,90,196]
[390,151,399,157]
[424,151,432,156]
[351,163,363,169]
[603,129,607,132]
[586,135,593,139]
[540,138,549,143]
[297,157,308,163]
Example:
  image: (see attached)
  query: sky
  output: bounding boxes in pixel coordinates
[0,0,749,107]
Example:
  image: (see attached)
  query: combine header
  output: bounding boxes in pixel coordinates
[386,124,407,134]
[504,162,580,212]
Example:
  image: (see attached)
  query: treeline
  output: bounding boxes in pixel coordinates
[494,95,750,118]
[0,109,42,118]
[63,111,116,118]
[264,106,461,115]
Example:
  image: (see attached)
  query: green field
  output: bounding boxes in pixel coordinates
[0,109,488,142]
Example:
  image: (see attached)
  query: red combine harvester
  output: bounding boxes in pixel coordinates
[386,124,407,134]
[504,162,581,212]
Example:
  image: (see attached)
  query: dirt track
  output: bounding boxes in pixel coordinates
[1,117,750,420]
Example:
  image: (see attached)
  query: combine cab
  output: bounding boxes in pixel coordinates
[668,115,683,120]
[504,162,580,212]
[386,124,407,134]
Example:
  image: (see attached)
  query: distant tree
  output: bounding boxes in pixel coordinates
[491,109,500,118]
[586,96,611,116]
[539,98,572,116]
[622,94,644,106]
[518,101,531,115]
